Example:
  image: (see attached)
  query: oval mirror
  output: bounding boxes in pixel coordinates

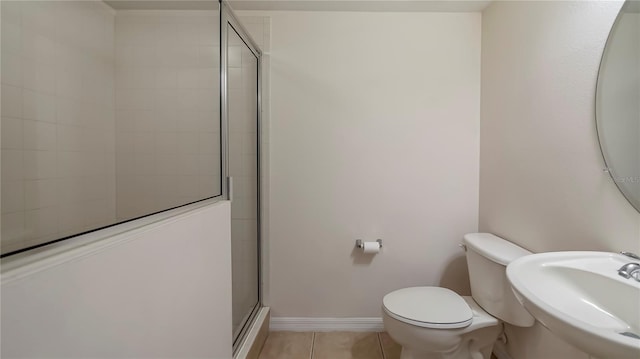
[596,0,640,212]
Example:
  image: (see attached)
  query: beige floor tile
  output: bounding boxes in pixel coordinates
[378,332,402,359]
[312,332,383,359]
[258,331,313,359]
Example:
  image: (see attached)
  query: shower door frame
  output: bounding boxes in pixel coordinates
[220,0,263,352]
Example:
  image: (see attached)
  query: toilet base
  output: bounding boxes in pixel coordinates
[398,341,495,359]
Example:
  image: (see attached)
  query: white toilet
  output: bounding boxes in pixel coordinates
[382,233,535,359]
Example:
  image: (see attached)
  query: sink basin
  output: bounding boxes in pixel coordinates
[507,251,640,358]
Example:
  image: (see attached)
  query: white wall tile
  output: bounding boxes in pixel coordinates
[198,111,219,132]
[21,30,56,63]
[58,202,85,233]
[116,68,156,89]
[199,46,219,67]
[177,132,199,154]
[115,110,137,133]
[24,179,57,210]
[56,125,84,152]
[1,19,22,53]
[56,98,83,126]
[56,68,83,99]
[155,110,178,132]
[2,85,23,118]
[199,21,219,46]
[158,46,199,68]
[116,152,136,175]
[133,153,156,175]
[22,90,56,123]
[2,180,24,214]
[83,199,111,228]
[1,0,116,253]
[177,89,200,109]
[228,68,242,90]
[178,155,199,175]
[199,154,217,176]
[56,152,84,178]
[199,69,218,90]
[21,1,56,38]
[155,68,178,89]
[2,51,23,87]
[116,22,157,46]
[177,69,200,89]
[228,46,242,68]
[116,89,155,110]
[198,133,217,154]
[116,46,157,67]
[25,206,58,238]
[153,22,177,47]
[113,11,221,221]
[133,133,155,154]
[116,131,136,154]
[133,111,156,133]
[155,89,180,111]
[2,150,24,182]
[22,58,56,94]
[177,175,200,197]
[82,176,108,201]
[84,153,107,176]
[1,211,25,245]
[23,120,56,150]
[156,132,177,154]
[199,175,219,197]
[178,111,201,132]
[197,89,218,112]
[23,150,57,180]
[174,23,200,46]
[2,117,23,149]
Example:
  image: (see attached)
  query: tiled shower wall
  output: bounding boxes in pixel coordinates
[114,11,221,221]
[1,0,116,253]
[0,3,224,253]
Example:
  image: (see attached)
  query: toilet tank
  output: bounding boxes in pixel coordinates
[463,233,535,327]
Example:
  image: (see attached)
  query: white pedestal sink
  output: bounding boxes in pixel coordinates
[506,251,640,359]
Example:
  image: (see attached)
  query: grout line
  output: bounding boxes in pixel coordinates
[377,332,386,359]
[309,332,315,359]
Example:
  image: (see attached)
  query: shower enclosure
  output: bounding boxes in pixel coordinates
[0,0,262,350]
[221,2,262,349]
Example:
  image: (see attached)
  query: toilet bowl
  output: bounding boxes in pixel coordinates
[382,233,535,359]
[383,288,501,359]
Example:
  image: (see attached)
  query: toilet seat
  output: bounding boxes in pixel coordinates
[382,287,473,329]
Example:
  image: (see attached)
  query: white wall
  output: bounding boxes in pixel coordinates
[265,11,481,317]
[480,1,640,358]
[1,0,116,254]
[1,201,233,359]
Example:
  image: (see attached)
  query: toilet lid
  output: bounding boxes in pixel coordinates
[383,287,473,329]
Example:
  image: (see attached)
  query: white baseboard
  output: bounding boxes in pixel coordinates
[270,317,384,332]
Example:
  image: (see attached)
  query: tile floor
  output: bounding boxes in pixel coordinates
[257,331,401,359]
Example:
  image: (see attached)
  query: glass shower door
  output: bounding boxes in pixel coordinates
[224,13,260,347]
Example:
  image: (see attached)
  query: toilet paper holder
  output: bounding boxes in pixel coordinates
[355,239,383,248]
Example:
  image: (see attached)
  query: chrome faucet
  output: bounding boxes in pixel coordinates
[618,262,640,281]
[620,251,640,260]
